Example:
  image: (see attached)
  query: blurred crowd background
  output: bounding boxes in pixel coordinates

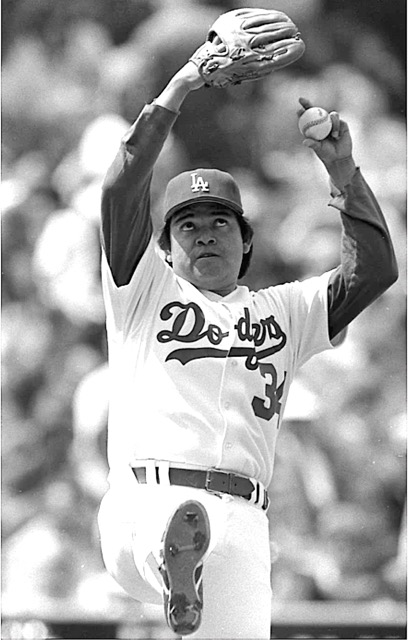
[2,0,406,630]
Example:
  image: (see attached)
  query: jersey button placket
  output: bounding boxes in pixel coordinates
[217,310,235,465]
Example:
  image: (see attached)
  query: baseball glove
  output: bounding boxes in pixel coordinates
[190,8,305,88]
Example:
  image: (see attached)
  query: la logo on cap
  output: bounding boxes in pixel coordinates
[190,172,209,193]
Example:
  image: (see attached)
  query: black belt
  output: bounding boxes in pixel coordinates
[132,465,269,511]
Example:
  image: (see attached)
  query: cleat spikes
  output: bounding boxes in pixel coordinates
[168,543,179,556]
[184,511,199,525]
[193,531,207,551]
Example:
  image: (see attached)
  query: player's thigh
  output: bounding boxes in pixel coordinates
[97,483,216,603]
[195,497,272,639]
[98,490,162,604]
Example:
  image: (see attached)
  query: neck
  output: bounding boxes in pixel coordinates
[199,284,238,297]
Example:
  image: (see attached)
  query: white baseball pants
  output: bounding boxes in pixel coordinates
[98,482,272,639]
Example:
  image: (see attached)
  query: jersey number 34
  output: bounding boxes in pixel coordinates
[251,364,287,425]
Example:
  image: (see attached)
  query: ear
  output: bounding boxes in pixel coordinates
[243,239,253,254]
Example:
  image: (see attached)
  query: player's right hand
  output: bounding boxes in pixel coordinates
[297,97,353,166]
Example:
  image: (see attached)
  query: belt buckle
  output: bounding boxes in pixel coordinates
[205,469,232,495]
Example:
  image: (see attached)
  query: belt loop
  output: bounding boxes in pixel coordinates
[157,460,171,486]
[263,490,270,511]
[258,483,268,510]
[145,460,157,485]
[259,487,268,509]
[247,478,258,506]
[255,481,260,505]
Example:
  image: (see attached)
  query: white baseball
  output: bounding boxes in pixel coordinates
[298,107,332,141]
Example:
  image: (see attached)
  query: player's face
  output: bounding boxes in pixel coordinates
[168,204,252,296]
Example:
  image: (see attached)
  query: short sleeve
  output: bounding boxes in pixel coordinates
[101,237,170,340]
[288,270,335,369]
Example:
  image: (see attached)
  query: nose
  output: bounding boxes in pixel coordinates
[196,229,216,246]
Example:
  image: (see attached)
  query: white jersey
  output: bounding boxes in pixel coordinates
[102,237,334,490]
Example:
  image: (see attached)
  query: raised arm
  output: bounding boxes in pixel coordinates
[297,98,398,340]
[101,62,204,287]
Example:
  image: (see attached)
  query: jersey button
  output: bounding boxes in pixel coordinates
[225,442,232,449]
[231,360,237,367]
[224,401,231,409]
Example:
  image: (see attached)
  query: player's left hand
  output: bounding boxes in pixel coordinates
[173,61,206,91]
[297,97,353,166]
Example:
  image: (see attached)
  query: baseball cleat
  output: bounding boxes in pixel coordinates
[159,500,210,635]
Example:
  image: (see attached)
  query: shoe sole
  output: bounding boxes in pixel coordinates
[161,500,210,635]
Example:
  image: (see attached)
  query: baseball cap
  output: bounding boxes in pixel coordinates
[163,168,244,221]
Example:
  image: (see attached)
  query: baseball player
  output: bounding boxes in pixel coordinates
[97,17,398,640]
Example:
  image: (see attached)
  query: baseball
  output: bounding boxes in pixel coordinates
[298,107,333,141]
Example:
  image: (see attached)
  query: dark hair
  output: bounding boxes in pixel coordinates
[158,212,254,279]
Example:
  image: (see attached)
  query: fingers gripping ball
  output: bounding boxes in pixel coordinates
[190,8,305,88]
[298,107,333,141]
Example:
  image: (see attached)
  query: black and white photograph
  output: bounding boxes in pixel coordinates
[2,1,406,638]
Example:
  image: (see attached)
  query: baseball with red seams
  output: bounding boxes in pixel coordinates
[298,107,333,141]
